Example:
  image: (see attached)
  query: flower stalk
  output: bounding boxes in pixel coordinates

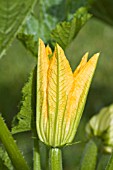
[49,148,62,170]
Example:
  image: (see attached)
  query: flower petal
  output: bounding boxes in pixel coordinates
[46,45,52,58]
[74,52,88,78]
[62,53,99,144]
[36,39,49,143]
[47,44,73,146]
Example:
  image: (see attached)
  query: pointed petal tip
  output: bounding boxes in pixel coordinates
[88,53,100,67]
[94,52,100,57]
[82,52,89,61]
[91,53,100,61]
[46,45,52,56]
[38,38,42,42]
[38,38,44,45]
[54,43,65,57]
[55,43,61,50]
[55,43,65,53]
[84,52,89,57]
[38,38,46,53]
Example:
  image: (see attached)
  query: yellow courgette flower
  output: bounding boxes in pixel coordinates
[36,39,99,147]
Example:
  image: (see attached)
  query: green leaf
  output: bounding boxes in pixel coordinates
[17,0,64,57]
[58,0,113,27]
[12,67,36,134]
[80,140,98,170]
[0,0,37,59]
[17,14,39,57]
[17,1,92,56]
[51,7,91,49]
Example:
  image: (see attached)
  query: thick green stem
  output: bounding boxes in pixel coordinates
[49,148,62,170]
[0,115,29,170]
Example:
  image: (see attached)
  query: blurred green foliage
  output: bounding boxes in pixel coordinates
[0,0,37,58]
[1,0,113,169]
[1,17,113,170]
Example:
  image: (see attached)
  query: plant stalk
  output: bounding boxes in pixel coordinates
[0,114,29,170]
[49,147,62,170]
[33,134,41,170]
[31,67,41,170]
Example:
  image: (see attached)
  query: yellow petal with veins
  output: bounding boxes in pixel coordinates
[74,52,88,78]
[62,53,99,144]
[37,39,49,143]
[47,44,73,146]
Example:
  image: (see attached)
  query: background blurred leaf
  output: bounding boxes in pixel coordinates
[51,7,91,49]
[14,132,33,170]
[59,0,113,27]
[80,140,98,170]
[1,0,113,170]
[91,0,113,26]
[12,69,35,134]
[17,1,92,56]
[0,0,37,59]
[17,14,39,57]
[17,0,64,57]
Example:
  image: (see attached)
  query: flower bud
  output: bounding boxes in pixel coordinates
[37,39,99,147]
[86,104,113,153]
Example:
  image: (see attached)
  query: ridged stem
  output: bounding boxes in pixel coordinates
[49,148,62,170]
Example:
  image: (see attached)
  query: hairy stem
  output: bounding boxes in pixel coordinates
[0,114,29,170]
